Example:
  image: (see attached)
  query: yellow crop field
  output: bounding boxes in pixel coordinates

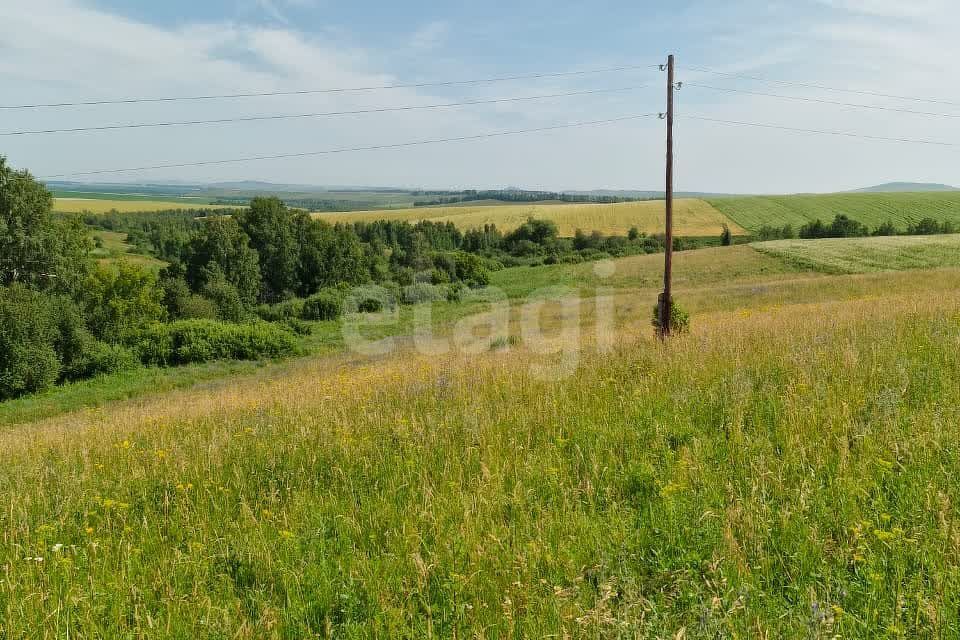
[316,198,746,237]
[54,198,236,213]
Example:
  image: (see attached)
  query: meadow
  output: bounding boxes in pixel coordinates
[709,191,960,232]
[14,170,960,640]
[754,233,960,274]
[317,198,746,237]
[3,262,960,636]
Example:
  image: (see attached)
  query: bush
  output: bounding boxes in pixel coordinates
[651,297,690,335]
[202,278,246,322]
[255,299,304,322]
[300,290,343,321]
[62,333,138,380]
[401,283,447,305]
[0,286,76,399]
[132,320,298,366]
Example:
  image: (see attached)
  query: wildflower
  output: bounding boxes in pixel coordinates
[84,527,94,535]
[51,544,64,553]
[155,449,168,460]
[279,530,295,540]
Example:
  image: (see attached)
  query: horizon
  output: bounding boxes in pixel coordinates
[2,1,960,192]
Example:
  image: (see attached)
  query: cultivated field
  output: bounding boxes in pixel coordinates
[317,198,746,237]
[753,233,960,274]
[709,191,960,232]
[54,198,236,214]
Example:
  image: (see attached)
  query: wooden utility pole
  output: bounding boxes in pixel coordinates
[658,54,676,339]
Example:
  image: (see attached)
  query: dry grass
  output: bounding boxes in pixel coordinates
[316,198,745,237]
[54,198,235,214]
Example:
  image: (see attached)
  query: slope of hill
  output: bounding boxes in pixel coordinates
[753,234,960,274]
[708,192,960,232]
[853,182,957,193]
[317,199,746,237]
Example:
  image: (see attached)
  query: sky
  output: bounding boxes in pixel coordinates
[1,0,958,193]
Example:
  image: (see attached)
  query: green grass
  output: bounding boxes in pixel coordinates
[709,192,960,232]
[2,291,960,636]
[753,234,960,274]
[7,239,960,634]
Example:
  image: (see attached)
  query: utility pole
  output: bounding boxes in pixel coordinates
[658,54,676,339]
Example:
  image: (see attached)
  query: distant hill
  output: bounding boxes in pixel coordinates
[852,182,958,193]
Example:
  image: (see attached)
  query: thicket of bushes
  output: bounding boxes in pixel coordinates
[133,320,298,366]
[755,214,959,241]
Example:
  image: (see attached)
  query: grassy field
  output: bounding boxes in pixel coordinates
[55,198,236,214]
[2,281,960,636]
[753,233,960,274]
[709,192,960,232]
[7,240,960,635]
[317,198,746,237]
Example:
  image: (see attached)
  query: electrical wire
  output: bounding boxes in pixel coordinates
[685,115,960,147]
[0,64,661,111]
[40,113,661,179]
[681,65,960,109]
[0,85,651,137]
[683,82,960,119]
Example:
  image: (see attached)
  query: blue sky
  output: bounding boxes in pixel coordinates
[1,0,958,192]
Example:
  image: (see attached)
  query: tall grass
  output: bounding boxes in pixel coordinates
[2,290,960,636]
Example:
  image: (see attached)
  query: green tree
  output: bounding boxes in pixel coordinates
[186,217,261,305]
[0,156,91,294]
[83,262,166,343]
[237,197,300,302]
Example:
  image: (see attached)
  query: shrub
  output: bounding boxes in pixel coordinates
[401,283,446,305]
[132,320,298,366]
[202,277,246,322]
[300,290,343,321]
[62,333,138,380]
[255,299,304,322]
[651,297,691,335]
[0,286,65,399]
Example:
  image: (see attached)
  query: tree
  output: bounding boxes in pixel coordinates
[720,224,732,246]
[83,262,166,343]
[186,217,261,305]
[237,197,300,302]
[0,156,91,294]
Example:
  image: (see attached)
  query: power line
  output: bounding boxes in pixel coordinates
[41,113,661,179]
[681,65,960,109]
[0,85,651,137]
[685,115,960,147]
[684,82,960,119]
[0,64,661,111]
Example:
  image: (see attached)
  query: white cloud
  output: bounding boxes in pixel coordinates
[0,0,958,192]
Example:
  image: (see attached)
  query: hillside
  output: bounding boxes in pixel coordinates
[4,253,960,635]
[317,199,746,237]
[853,182,957,193]
[708,192,960,232]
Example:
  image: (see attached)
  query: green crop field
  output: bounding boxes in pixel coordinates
[709,192,960,232]
[317,198,746,237]
[753,233,960,274]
